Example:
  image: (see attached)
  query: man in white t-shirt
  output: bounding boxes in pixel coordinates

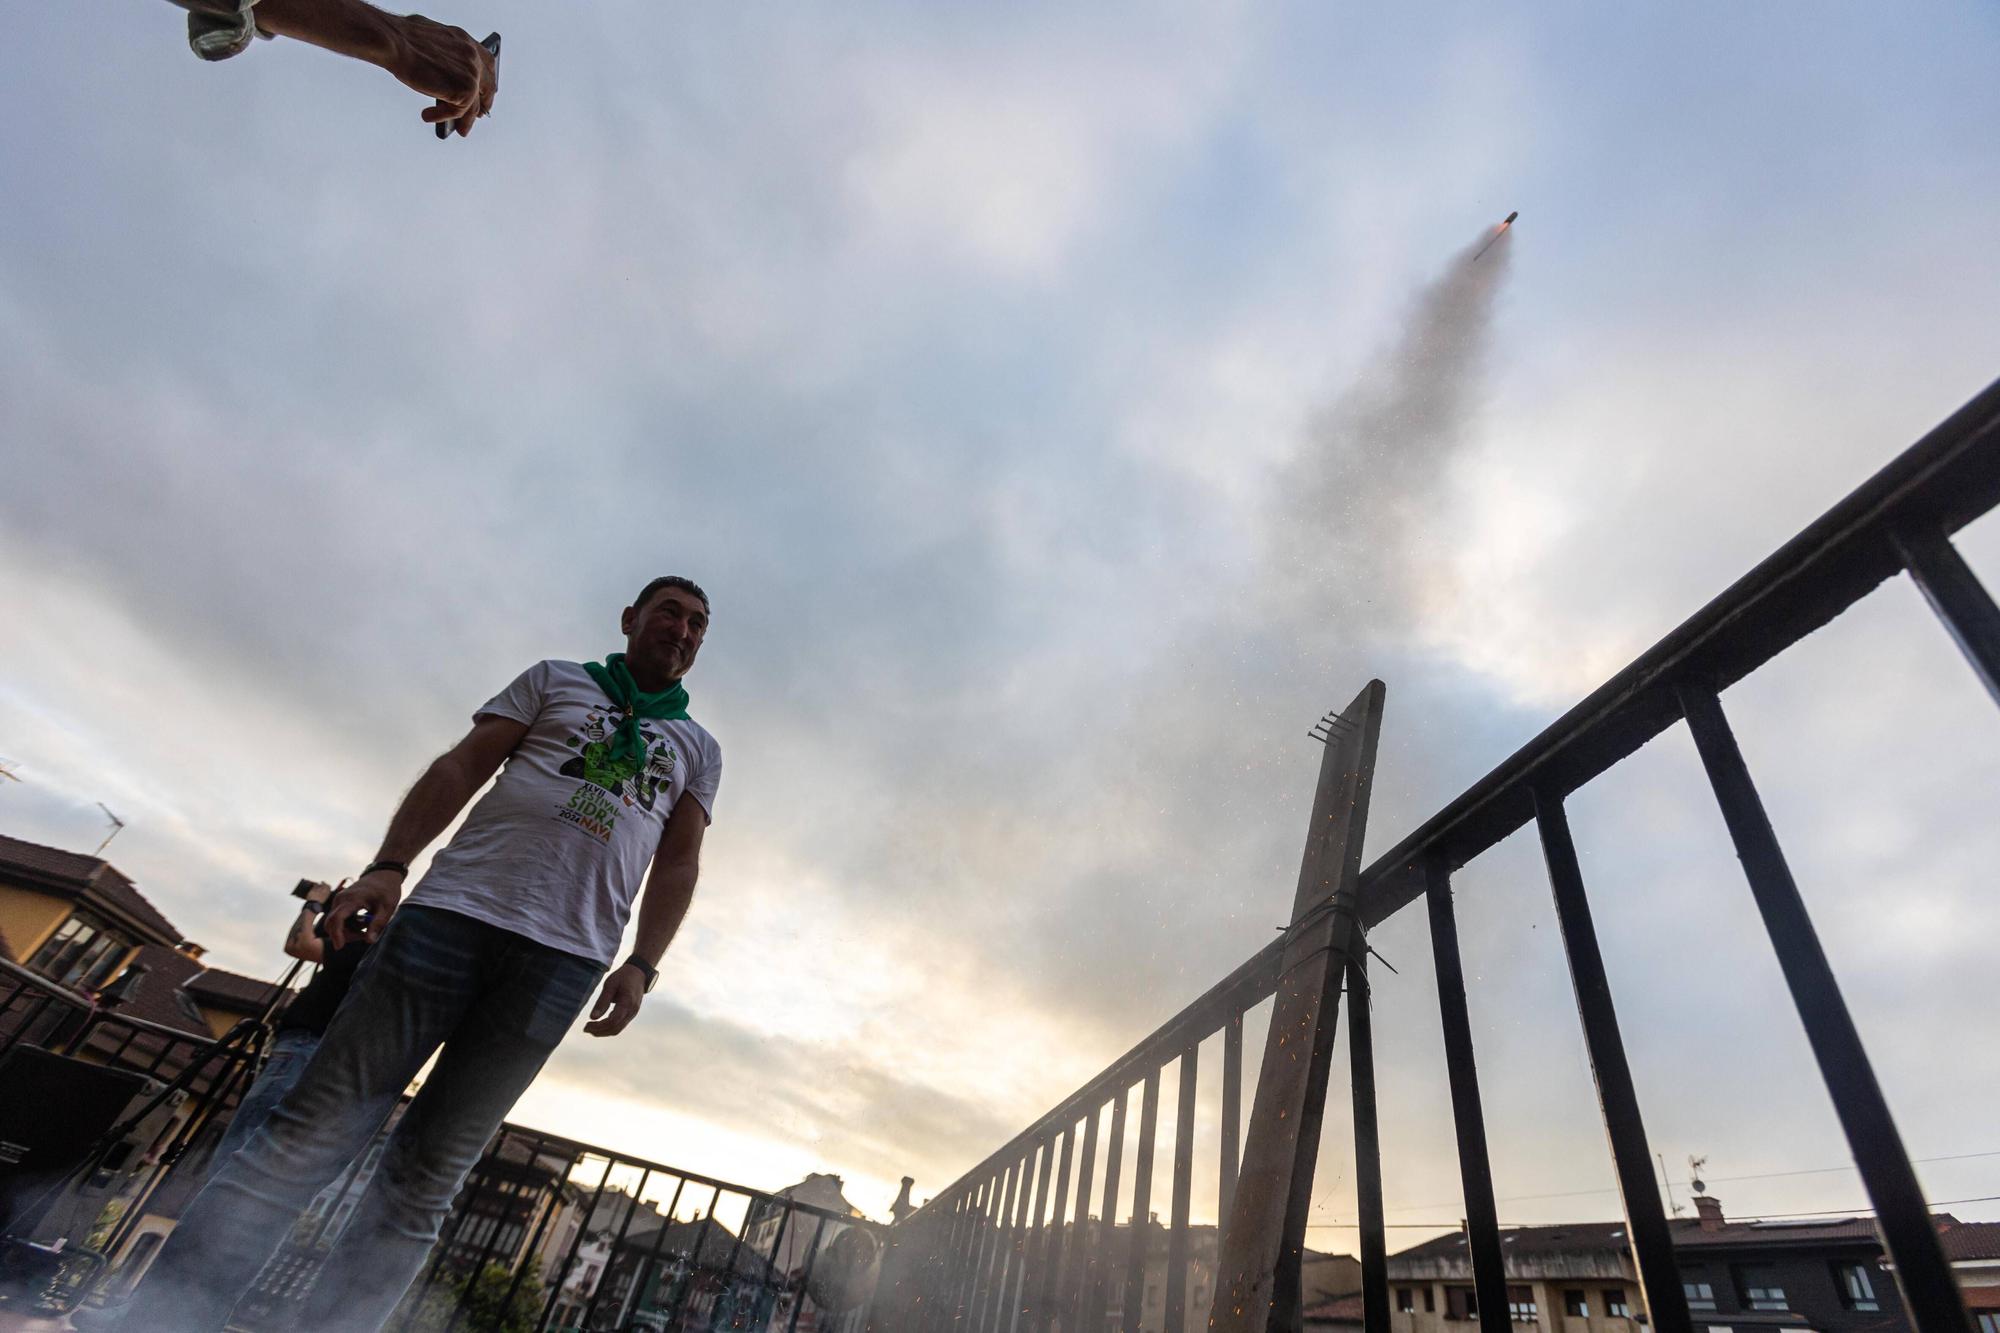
[119,577,721,1333]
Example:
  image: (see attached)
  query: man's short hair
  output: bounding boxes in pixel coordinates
[633,575,710,615]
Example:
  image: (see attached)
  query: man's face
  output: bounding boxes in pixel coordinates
[622,587,708,681]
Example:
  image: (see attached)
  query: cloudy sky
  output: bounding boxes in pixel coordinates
[5,0,1998,1252]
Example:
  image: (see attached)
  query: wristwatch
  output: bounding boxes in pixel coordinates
[623,954,660,993]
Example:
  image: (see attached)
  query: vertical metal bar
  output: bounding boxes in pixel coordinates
[1120,1070,1161,1333]
[1014,1141,1056,1333]
[708,1196,754,1333]
[582,1166,655,1329]
[1891,523,2000,707]
[975,1162,1021,1333]
[1423,859,1509,1333]
[664,1185,727,1333]
[1002,1150,1039,1333]
[1533,789,1690,1333]
[953,1181,992,1331]
[538,1155,620,1331]
[1219,1013,1242,1229]
[627,1175,692,1324]
[960,1177,999,1333]
[1347,955,1389,1333]
[2,995,54,1057]
[445,1169,528,1333]
[1085,1091,1128,1333]
[786,1214,830,1333]
[1035,1127,1078,1333]
[495,1141,577,1327]
[106,1025,138,1066]
[760,1204,797,1333]
[1163,1046,1199,1333]
[926,1196,965,1333]
[1064,1109,1101,1333]
[1678,684,1974,1333]
[411,1138,507,1327]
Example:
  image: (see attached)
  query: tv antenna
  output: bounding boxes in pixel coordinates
[1689,1154,1709,1195]
[95,804,127,856]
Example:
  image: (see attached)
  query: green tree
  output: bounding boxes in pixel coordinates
[397,1260,548,1333]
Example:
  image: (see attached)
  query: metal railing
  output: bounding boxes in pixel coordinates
[239,1121,885,1333]
[3,954,887,1331]
[875,374,2000,1333]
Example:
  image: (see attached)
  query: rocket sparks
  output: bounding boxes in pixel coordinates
[1472,211,1518,262]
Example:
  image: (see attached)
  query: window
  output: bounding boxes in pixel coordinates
[1833,1263,1879,1312]
[1733,1266,1787,1312]
[1508,1286,1538,1323]
[1605,1289,1631,1319]
[1447,1287,1480,1321]
[1398,1289,1416,1314]
[1565,1291,1589,1317]
[27,913,131,989]
[1427,1288,1437,1313]
[1977,1315,1999,1333]
[1683,1281,1716,1312]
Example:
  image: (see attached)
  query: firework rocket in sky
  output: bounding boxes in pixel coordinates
[1472,211,1518,261]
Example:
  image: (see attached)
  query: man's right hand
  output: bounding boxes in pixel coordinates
[326,870,402,948]
[386,14,498,137]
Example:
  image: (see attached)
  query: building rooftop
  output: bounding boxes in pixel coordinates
[1940,1220,2000,1262]
[0,831,183,945]
[184,966,291,1015]
[1303,1294,1365,1326]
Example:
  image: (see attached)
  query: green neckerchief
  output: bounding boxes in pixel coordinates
[583,654,690,771]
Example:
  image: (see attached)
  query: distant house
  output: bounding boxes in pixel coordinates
[1672,1195,1909,1333]
[0,832,183,992]
[1385,1194,1943,1333]
[1937,1220,2000,1333]
[744,1173,868,1277]
[1388,1220,1642,1333]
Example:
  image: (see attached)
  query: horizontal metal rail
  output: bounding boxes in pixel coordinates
[1356,371,2000,920]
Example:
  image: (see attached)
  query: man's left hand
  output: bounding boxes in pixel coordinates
[584,965,645,1037]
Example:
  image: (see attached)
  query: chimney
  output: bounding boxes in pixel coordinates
[891,1177,916,1225]
[1693,1195,1725,1230]
[177,940,207,960]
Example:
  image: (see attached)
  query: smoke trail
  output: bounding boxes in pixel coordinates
[1264,228,1514,640]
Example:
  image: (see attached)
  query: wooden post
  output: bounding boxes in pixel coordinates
[1211,681,1385,1333]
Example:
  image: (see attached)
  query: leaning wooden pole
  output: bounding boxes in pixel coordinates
[1211,680,1384,1333]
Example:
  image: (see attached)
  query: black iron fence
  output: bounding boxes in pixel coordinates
[1,958,885,1332]
[874,374,2000,1333]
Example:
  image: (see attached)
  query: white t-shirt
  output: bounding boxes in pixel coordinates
[406,659,721,966]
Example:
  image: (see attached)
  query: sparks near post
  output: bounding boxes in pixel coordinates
[1472,210,1519,261]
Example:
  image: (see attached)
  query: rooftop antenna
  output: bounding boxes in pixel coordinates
[95,803,126,856]
[1659,1153,1682,1216]
[1689,1154,1709,1195]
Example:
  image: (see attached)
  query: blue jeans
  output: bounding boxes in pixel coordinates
[212,1028,321,1167]
[123,905,603,1333]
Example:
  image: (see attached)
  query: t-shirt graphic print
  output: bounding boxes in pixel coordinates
[405,659,721,966]
[556,705,680,838]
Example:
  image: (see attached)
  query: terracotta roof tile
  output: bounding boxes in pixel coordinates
[1940,1221,2000,1262]
[0,832,183,944]
[1669,1217,1883,1248]
[101,943,214,1038]
[1304,1294,1366,1324]
[184,967,291,1014]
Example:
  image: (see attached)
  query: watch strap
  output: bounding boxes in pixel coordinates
[624,954,660,993]
[362,860,410,879]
